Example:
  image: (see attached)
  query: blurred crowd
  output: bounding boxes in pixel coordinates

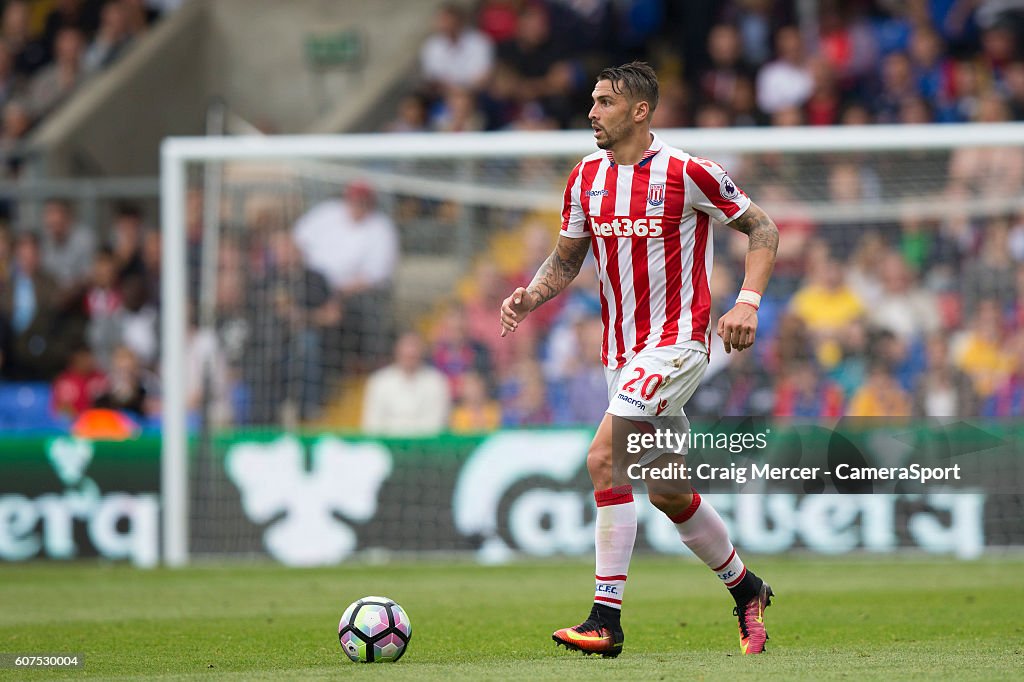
[0,0,176,180]
[392,0,1024,133]
[2,0,1023,434]
[0,199,163,427]
[358,0,1024,434]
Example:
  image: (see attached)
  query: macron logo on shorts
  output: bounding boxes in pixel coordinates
[616,394,646,411]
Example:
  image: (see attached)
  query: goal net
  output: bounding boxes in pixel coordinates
[161,125,1024,565]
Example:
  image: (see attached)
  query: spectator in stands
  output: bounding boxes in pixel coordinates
[0,232,76,379]
[292,180,398,369]
[948,93,1024,197]
[805,57,842,126]
[40,198,95,291]
[872,52,919,123]
[462,260,522,369]
[4,1,48,77]
[52,345,106,418]
[0,311,7,374]
[789,256,866,367]
[867,251,941,342]
[493,2,579,127]
[828,318,869,398]
[700,24,753,108]
[913,333,979,417]
[936,58,982,122]
[432,304,494,399]
[245,230,339,424]
[450,369,501,433]
[0,222,10,281]
[84,248,123,369]
[873,328,925,392]
[694,101,732,128]
[141,227,161,306]
[898,94,935,123]
[500,358,551,427]
[93,344,156,417]
[0,42,20,112]
[28,27,86,119]
[386,93,429,133]
[651,76,690,128]
[960,217,1018,313]
[909,25,953,107]
[477,0,519,45]
[983,332,1024,416]
[848,361,912,417]
[362,330,450,436]
[1005,61,1024,120]
[952,299,1015,399]
[689,338,775,417]
[0,100,31,178]
[431,86,486,132]
[558,314,610,425]
[816,4,878,88]
[731,0,775,66]
[730,76,765,126]
[119,274,157,366]
[122,0,159,34]
[185,311,232,427]
[823,161,878,255]
[763,311,815,376]
[84,0,134,73]
[773,359,845,417]
[43,0,100,60]
[756,26,813,115]
[109,203,146,284]
[420,3,494,93]
[978,17,1016,80]
[839,101,872,124]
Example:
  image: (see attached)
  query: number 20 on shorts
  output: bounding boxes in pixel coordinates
[622,368,663,401]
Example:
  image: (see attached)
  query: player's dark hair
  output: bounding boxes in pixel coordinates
[597,61,659,114]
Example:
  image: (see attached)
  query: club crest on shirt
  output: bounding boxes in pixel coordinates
[647,183,665,206]
[720,175,739,200]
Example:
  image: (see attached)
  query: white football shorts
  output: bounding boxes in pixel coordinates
[604,341,709,420]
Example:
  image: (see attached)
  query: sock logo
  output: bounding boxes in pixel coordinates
[596,584,619,594]
[717,569,738,582]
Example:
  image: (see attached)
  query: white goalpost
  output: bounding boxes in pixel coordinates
[161,123,1024,566]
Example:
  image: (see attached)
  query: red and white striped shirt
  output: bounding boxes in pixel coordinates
[561,133,750,369]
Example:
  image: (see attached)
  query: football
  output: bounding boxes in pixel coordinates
[338,596,412,663]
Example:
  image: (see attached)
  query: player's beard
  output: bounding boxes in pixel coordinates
[595,119,632,150]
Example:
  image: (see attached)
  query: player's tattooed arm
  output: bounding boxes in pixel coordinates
[716,201,779,353]
[500,235,589,337]
[728,201,779,296]
[525,235,590,310]
[730,202,780,254]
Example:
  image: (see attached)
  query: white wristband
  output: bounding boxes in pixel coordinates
[736,289,761,310]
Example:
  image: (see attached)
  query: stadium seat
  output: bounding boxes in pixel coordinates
[0,383,68,432]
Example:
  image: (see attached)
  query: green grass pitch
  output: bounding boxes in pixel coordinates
[1,556,1021,680]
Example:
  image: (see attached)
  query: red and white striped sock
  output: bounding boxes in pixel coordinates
[670,492,747,589]
[593,485,637,610]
